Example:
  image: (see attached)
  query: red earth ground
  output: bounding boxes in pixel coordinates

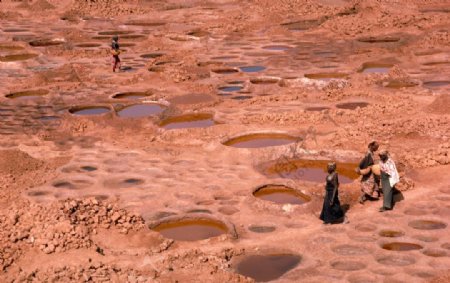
[0,0,449,282]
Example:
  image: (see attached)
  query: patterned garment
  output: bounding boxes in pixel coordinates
[380,158,399,187]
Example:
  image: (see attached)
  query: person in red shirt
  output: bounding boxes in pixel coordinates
[111,35,121,72]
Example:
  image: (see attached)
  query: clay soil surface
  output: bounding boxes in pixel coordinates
[0,0,449,282]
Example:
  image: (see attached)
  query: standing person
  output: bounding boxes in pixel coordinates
[111,35,121,72]
[379,150,399,212]
[357,141,380,204]
[320,162,345,224]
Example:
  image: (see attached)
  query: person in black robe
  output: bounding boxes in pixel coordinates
[320,162,345,224]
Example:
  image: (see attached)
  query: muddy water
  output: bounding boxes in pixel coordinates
[223,133,298,148]
[117,104,165,118]
[336,102,369,110]
[423,81,450,88]
[361,63,392,73]
[152,219,228,241]
[261,159,358,184]
[235,254,301,282]
[69,107,110,116]
[381,242,423,251]
[160,114,215,130]
[253,185,310,205]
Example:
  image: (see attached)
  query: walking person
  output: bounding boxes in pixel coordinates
[111,35,121,72]
[357,141,380,204]
[320,162,346,224]
[379,150,399,212]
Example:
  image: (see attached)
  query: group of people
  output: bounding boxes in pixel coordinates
[320,141,400,224]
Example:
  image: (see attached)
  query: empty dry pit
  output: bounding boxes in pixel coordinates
[250,77,280,84]
[235,254,301,282]
[381,242,423,251]
[385,80,418,88]
[69,106,111,116]
[377,255,415,266]
[211,67,239,74]
[360,62,393,73]
[5,89,48,99]
[281,18,325,31]
[248,225,276,233]
[75,43,102,48]
[379,230,405,238]
[140,53,164,59]
[253,184,310,205]
[336,102,369,110]
[357,36,401,43]
[112,91,152,100]
[159,113,215,130]
[116,104,165,118]
[304,72,347,81]
[305,106,330,112]
[262,45,291,51]
[0,54,38,62]
[408,220,447,230]
[29,39,64,47]
[223,133,299,148]
[168,93,215,105]
[98,30,134,36]
[260,159,359,184]
[151,218,229,241]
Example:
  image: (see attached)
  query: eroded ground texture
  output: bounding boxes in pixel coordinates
[0,0,449,282]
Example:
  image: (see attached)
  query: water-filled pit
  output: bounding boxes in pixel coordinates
[223,133,299,148]
[151,219,228,241]
[253,184,310,205]
[305,106,330,112]
[218,86,243,93]
[423,81,450,88]
[69,106,111,116]
[159,113,215,130]
[5,89,49,99]
[262,45,291,51]
[261,159,359,184]
[408,220,447,230]
[235,254,301,282]
[116,104,165,118]
[381,242,423,251]
[239,66,266,73]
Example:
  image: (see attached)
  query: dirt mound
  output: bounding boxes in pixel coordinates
[0,198,145,271]
[31,0,55,10]
[68,0,146,17]
[427,94,450,115]
[0,150,43,176]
